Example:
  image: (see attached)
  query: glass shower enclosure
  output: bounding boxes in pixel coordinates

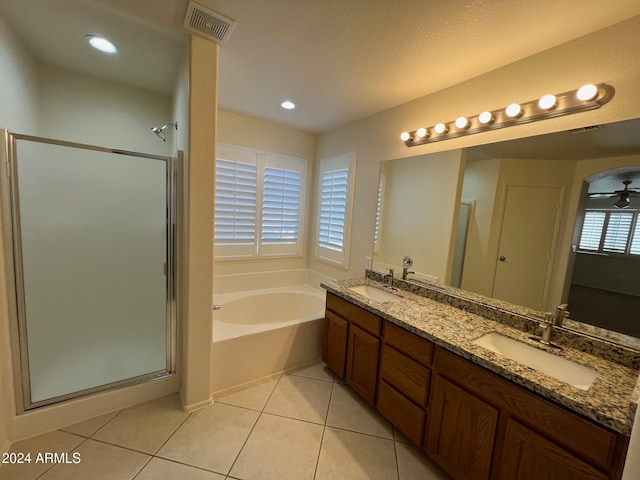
[2,131,177,410]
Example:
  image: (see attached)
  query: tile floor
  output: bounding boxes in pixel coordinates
[0,362,451,480]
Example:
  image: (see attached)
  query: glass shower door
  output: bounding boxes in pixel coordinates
[7,133,176,408]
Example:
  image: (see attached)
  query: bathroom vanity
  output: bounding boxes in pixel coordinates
[322,277,638,480]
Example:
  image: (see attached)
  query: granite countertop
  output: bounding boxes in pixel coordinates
[322,277,640,436]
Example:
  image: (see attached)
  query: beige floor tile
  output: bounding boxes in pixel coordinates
[213,374,280,411]
[263,375,333,424]
[156,402,259,475]
[396,441,451,479]
[91,394,188,454]
[0,430,84,480]
[393,425,413,444]
[315,427,398,480]
[38,439,150,480]
[326,383,393,439]
[230,413,324,480]
[135,457,226,480]
[286,361,335,382]
[60,411,121,437]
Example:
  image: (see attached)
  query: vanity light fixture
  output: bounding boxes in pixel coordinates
[576,84,598,101]
[478,111,494,125]
[455,116,470,129]
[416,127,428,138]
[505,103,523,118]
[538,94,557,110]
[434,123,448,134]
[400,83,615,147]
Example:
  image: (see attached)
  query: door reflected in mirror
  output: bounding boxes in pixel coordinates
[372,118,640,345]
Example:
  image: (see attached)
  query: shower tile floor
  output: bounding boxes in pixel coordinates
[1,361,450,480]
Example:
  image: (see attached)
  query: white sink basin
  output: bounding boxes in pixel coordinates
[473,333,597,390]
[349,285,402,302]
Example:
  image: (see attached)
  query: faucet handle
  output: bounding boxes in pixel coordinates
[388,268,394,276]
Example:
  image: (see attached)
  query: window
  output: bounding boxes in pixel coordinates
[316,152,356,267]
[214,144,306,259]
[577,209,640,256]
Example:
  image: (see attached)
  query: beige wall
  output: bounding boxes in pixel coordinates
[0,15,38,135]
[312,15,640,285]
[37,63,174,156]
[180,35,216,410]
[375,150,465,284]
[0,13,38,454]
[214,110,316,277]
[460,158,502,295]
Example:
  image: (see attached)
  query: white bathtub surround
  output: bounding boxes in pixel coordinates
[213,284,325,341]
[211,319,323,393]
[211,285,325,392]
[213,268,335,295]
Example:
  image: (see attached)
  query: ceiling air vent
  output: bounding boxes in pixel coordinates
[183,1,236,45]
[567,125,602,134]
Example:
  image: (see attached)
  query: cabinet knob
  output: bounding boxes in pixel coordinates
[499,256,506,262]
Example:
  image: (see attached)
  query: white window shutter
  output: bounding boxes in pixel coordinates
[316,152,356,267]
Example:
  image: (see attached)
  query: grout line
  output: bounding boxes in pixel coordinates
[79,437,154,457]
[33,436,90,480]
[89,408,126,439]
[393,435,401,480]
[260,373,283,413]
[313,379,335,480]
[224,406,264,477]
[149,456,229,477]
[152,410,193,456]
[130,455,154,480]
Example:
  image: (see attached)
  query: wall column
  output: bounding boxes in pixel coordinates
[181,34,217,410]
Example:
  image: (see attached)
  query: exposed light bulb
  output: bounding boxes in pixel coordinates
[400,131,411,142]
[416,127,428,138]
[478,111,494,125]
[538,94,557,110]
[434,123,448,134]
[577,84,598,101]
[455,117,469,129]
[281,100,296,110]
[505,103,523,118]
[86,35,118,54]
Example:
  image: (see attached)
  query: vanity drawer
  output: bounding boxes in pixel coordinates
[377,379,425,445]
[379,344,430,406]
[326,292,381,336]
[384,321,433,366]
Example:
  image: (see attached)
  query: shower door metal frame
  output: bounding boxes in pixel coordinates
[1,130,178,412]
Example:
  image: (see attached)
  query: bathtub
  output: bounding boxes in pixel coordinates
[211,284,326,392]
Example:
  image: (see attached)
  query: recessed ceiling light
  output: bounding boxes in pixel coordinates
[85,35,118,54]
[281,100,296,110]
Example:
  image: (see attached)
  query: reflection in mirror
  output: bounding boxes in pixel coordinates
[373,118,640,346]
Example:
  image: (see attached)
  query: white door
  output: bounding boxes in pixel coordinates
[492,185,563,310]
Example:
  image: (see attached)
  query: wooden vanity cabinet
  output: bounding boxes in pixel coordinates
[376,321,433,445]
[322,293,629,480]
[427,346,629,480]
[322,293,381,404]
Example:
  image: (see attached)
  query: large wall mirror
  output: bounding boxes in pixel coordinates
[372,118,640,347]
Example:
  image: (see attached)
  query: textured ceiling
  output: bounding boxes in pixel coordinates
[2,0,640,133]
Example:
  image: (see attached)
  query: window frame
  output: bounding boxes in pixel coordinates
[315,152,357,268]
[214,143,307,260]
[577,208,640,257]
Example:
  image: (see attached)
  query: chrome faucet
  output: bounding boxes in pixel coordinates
[402,256,414,280]
[554,304,570,327]
[383,268,395,289]
[538,319,554,345]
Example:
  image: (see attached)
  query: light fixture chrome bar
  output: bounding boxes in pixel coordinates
[401,83,614,147]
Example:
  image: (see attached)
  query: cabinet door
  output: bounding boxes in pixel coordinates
[426,375,498,480]
[322,311,348,379]
[498,419,609,480]
[345,324,380,405]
